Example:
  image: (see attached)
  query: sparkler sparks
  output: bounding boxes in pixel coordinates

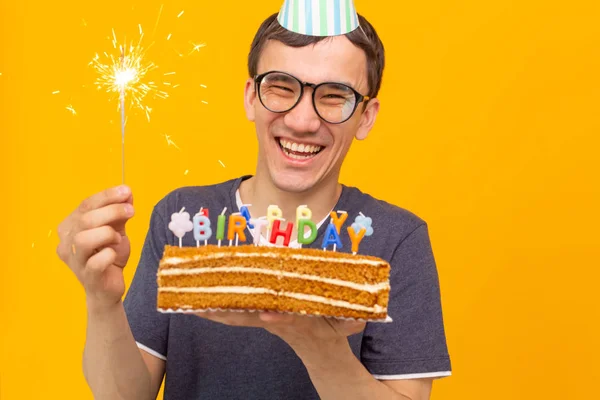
[91,26,171,183]
[189,42,206,55]
[89,5,206,184]
[163,133,181,150]
[66,104,77,115]
[91,32,169,114]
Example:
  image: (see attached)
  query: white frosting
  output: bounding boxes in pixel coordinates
[162,252,386,267]
[158,286,387,313]
[158,266,389,293]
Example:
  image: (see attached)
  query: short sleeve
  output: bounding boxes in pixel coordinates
[123,206,170,360]
[360,223,451,379]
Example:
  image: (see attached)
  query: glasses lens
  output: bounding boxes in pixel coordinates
[314,83,357,123]
[259,72,301,112]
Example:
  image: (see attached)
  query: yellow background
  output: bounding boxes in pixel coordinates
[1,0,599,398]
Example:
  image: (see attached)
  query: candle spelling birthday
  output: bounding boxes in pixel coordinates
[168,205,372,255]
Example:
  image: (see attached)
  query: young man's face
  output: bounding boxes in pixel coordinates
[244,35,379,193]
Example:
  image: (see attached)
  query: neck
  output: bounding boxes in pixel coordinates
[239,172,341,227]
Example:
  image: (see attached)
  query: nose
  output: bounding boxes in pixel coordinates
[283,90,321,134]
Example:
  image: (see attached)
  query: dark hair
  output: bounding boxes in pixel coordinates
[248,13,385,98]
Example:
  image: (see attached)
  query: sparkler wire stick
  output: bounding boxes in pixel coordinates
[120,47,126,184]
[121,89,125,183]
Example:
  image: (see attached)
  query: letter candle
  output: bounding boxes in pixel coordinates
[349,211,374,254]
[321,219,343,251]
[228,213,247,246]
[216,207,227,247]
[250,216,269,246]
[347,226,366,255]
[296,205,312,226]
[296,205,313,248]
[329,210,348,251]
[298,218,318,246]
[266,205,282,242]
[193,207,212,247]
[269,218,293,247]
[240,204,254,229]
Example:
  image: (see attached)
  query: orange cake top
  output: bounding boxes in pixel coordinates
[161,244,390,267]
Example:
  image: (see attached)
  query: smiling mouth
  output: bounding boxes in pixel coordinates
[277,138,324,160]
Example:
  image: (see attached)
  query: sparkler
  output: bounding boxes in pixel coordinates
[90,6,207,183]
[91,26,169,184]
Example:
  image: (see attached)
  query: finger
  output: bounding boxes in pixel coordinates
[80,203,135,231]
[77,185,132,214]
[84,247,117,284]
[258,311,294,324]
[72,226,121,266]
[326,318,366,335]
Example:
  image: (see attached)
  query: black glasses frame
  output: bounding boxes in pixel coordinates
[254,71,370,124]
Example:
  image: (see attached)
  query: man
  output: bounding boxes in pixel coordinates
[56,3,451,399]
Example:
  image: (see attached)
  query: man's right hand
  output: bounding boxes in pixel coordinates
[56,185,135,312]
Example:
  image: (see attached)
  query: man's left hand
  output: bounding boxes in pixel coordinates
[195,311,365,353]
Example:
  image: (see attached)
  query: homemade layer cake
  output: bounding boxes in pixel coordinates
[157,245,391,321]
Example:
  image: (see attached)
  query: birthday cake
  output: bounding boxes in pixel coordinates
[157,206,391,321]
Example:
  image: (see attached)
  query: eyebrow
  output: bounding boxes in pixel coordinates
[271,74,297,84]
[325,82,354,91]
[265,71,358,90]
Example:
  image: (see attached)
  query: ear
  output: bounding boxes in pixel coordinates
[244,78,257,122]
[355,98,380,141]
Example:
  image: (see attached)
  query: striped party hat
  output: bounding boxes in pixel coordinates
[277,0,360,37]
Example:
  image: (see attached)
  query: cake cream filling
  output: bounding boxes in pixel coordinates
[158,286,387,313]
[162,252,386,267]
[159,266,390,293]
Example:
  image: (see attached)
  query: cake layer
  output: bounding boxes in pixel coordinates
[162,245,388,264]
[160,245,390,284]
[158,289,388,320]
[159,267,390,292]
[158,271,389,307]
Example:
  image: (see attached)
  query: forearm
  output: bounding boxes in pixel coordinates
[294,339,410,400]
[83,300,152,400]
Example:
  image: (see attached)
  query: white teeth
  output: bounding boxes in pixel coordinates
[287,152,312,160]
[278,139,323,156]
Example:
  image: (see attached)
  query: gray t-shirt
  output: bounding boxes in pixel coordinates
[124,176,451,399]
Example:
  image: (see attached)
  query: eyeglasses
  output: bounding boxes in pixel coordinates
[254,71,370,124]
